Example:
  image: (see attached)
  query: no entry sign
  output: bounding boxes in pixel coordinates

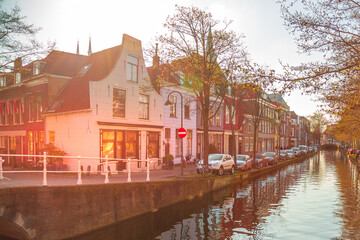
[178,128,187,138]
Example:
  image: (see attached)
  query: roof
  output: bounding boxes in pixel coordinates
[268,94,290,110]
[23,51,89,78]
[46,45,122,114]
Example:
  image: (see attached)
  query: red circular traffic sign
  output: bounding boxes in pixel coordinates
[178,128,187,138]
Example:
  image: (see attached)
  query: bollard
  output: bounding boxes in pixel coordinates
[77,156,82,185]
[146,158,150,182]
[0,157,3,180]
[105,155,109,184]
[43,152,48,186]
[127,158,131,182]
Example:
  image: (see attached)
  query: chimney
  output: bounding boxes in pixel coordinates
[153,43,160,68]
[88,36,92,56]
[14,58,22,71]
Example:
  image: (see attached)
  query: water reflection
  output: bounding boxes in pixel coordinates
[71,151,360,240]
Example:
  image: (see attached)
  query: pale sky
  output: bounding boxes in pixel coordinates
[4,0,321,117]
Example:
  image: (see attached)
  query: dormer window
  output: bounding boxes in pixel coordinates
[78,64,91,76]
[15,72,21,84]
[0,76,5,87]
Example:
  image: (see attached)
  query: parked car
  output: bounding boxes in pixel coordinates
[279,150,288,161]
[285,149,295,159]
[253,153,267,168]
[312,145,318,152]
[196,154,235,175]
[298,145,308,155]
[291,147,301,157]
[264,152,279,165]
[235,155,252,171]
[308,146,313,152]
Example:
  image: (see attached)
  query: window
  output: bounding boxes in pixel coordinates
[245,137,249,152]
[0,76,5,87]
[232,106,236,124]
[209,108,214,126]
[37,95,43,121]
[15,72,21,84]
[126,55,138,82]
[139,94,149,119]
[0,136,5,148]
[184,100,190,119]
[250,137,254,152]
[113,89,126,117]
[216,108,221,126]
[101,130,139,160]
[291,128,295,137]
[126,131,138,159]
[186,130,192,156]
[7,101,13,125]
[248,123,253,133]
[28,131,34,155]
[169,95,176,117]
[148,132,159,158]
[165,128,171,138]
[225,106,230,124]
[0,102,6,125]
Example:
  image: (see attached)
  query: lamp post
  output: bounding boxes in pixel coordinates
[165,91,184,176]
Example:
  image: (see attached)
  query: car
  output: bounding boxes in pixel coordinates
[291,147,301,157]
[235,155,252,171]
[285,149,295,158]
[279,150,288,161]
[308,146,313,152]
[298,145,308,155]
[264,152,279,165]
[196,154,235,175]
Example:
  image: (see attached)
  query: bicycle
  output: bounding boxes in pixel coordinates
[194,160,213,175]
[150,159,162,170]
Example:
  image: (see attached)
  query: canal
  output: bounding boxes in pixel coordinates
[70,150,360,240]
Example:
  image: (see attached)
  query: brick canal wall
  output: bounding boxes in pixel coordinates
[0,153,316,240]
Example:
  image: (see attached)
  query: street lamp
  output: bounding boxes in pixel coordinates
[165,91,184,176]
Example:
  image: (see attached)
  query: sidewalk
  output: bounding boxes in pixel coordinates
[0,166,197,188]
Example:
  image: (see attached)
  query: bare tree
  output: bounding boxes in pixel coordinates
[0,0,54,70]
[152,5,248,168]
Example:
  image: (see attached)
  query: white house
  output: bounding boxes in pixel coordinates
[45,34,164,172]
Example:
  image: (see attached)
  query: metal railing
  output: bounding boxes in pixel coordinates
[0,153,157,186]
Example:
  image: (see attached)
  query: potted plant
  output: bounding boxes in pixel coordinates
[40,143,67,171]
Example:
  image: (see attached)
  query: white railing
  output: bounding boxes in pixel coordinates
[0,153,157,186]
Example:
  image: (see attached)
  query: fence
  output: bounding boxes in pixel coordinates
[0,153,158,186]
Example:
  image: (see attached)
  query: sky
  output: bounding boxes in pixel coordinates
[3,0,321,117]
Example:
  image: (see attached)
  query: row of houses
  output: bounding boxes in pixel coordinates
[0,34,311,172]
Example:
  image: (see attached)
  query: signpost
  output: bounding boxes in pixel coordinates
[178,128,187,139]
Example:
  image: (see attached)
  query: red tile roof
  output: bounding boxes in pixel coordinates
[46,45,122,114]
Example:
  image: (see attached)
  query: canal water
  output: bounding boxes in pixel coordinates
[71,150,360,240]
